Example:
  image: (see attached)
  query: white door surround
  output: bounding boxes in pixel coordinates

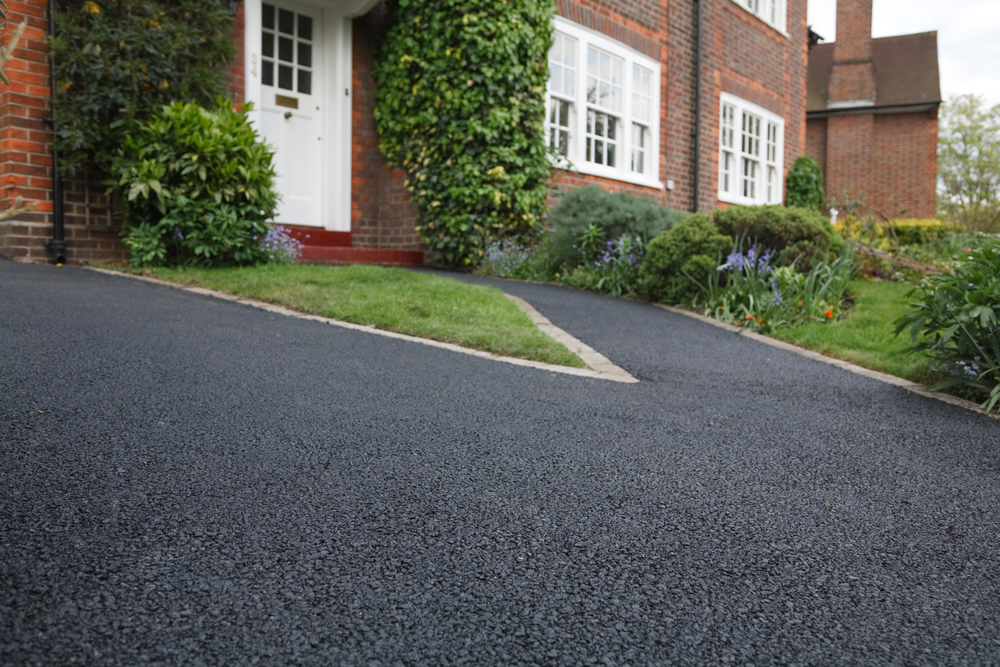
[243,0,380,231]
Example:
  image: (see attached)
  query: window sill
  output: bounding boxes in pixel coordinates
[718,192,779,207]
[553,158,664,190]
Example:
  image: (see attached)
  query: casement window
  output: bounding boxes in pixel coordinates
[718,93,784,206]
[545,17,662,189]
[731,0,786,33]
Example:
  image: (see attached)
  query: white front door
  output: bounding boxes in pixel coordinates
[258,0,324,227]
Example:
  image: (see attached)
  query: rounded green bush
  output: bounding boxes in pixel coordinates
[712,205,843,270]
[785,155,825,211]
[372,0,555,268]
[639,213,732,303]
[549,185,683,269]
[109,100,279,267]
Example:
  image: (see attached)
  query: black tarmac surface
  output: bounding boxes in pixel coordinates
[2,261,999,666]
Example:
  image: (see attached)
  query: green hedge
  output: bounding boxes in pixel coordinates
[785,155,825,210]
[713,205,843,270]
[373,0,555,268]
[639,213,731,303]
[549,185,682,269]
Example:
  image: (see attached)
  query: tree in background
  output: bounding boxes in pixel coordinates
[938,93,1000,233]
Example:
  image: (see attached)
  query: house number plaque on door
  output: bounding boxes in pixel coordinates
[275,95,299,109]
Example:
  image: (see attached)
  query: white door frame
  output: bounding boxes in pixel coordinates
[244,0,380,231]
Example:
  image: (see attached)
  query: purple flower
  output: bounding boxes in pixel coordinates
[725,251,744,271]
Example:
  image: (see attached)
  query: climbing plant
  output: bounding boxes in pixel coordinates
[373,0,555,268]
[49,0,235,176]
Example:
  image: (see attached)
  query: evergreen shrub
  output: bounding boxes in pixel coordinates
[713,205,843,270]
[639,214,732,303]
[785,155,825,210]
[50,0,235,176]
[549,185,683,269]
[373,0,555,268]
[109,100,279,266]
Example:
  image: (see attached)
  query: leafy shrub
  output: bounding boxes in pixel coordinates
[784,156,825,210]
[373,0,555,268]
[894,239,1000,411]
[639,214,732,303]
[50,0,235,176]
[562,233,645,297]
[713,205,843,270]
[698,242,856,332]
[109,100,278,267]
[550,185,682,270]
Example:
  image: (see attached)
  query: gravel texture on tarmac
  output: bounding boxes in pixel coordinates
[2,261,999,667]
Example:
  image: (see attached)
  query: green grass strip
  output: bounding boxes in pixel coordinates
[149,264,585,368]
[772,279,936,384]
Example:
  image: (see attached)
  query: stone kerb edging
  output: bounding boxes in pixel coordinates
[655,303,1000,422]
[86,267,639,384]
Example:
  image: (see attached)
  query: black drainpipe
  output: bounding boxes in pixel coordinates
[45,0,66,263]
[691,0,703,213]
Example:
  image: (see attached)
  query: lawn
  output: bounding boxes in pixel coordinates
[772,279,937,384]
[147,263,585,368]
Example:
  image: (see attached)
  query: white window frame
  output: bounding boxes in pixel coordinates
[730,0,787,34]
[546,16,663,190]
[717,92,784,206]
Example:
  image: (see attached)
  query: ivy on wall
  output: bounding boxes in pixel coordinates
[373,0,556,268]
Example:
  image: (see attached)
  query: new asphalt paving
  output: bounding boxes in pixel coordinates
[2,260,999,666]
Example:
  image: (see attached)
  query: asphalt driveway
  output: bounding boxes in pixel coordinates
[2,261,999,666]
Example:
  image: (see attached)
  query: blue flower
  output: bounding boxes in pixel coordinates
[725,251,744,271]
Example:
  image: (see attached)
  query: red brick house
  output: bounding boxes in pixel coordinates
[0,0,809,264]
[804,0,941,219]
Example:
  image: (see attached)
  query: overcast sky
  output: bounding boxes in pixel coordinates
[806,0,1000,108]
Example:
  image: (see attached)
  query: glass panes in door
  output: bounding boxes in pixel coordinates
[262,3,313,95]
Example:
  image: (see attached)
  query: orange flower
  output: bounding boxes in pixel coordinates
[796,300,803,306]
[744,313,753,319]
[758,318,764,324]
[824,309,834,319]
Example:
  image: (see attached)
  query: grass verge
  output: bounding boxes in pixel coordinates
[142,264,585,368]
[771,279,936,384]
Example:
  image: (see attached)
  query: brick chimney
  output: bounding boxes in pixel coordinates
[827,0,875,106]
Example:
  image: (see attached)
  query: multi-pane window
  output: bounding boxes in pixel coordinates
[544,17,662,187]
[631,66,652,174]
[262,4,313,95]
[585,46,622,168]
[718,93,784,205]
[719,103,736,195]
[732,0,786,32]
[547,32,576,158]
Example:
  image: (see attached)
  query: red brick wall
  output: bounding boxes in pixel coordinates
[350,4,423,252]
[667,0,808,213]
[805,117,827,173]
[825,112,874,208]
[870,110,938,219]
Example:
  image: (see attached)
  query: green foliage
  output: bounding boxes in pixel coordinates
[698,243,856,333]
[109,100,279,266]
[50,0,235,176]
[478,237,560,281]
[937,93,1000,233]
[549,185,682,269]
[373,0,555,268]
[712,205,843,271]
[785,155,825,210]
[894,238,1000,411]
[639,214,732,303]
